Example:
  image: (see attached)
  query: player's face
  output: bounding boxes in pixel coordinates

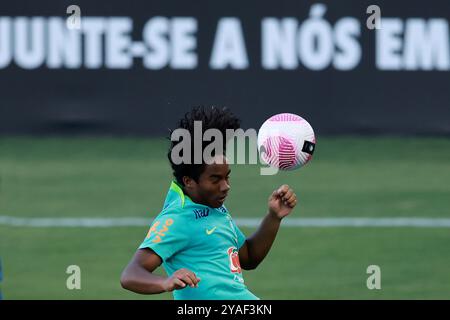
[195,155,231,208]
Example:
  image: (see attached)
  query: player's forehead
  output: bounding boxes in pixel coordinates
[203,155,230,176]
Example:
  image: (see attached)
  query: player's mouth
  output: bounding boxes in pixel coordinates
[217,194,228,203]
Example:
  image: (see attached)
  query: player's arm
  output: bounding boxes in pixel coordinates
[120,248,200,294]
[239,185,297,270]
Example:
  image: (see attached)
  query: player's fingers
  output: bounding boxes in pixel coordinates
[189,273,201,287]
[287,197,297,208]
[285,192,297,203]
[277,184,289,196]
[191,273,201,286]
[282,192,296,206]
[282,189,294,201]
[179,273,195,287]
[172,278,186,290]
[194,276,200,287]
[180,269,199,285]
[268,190,279,202]
[185,271,199,287]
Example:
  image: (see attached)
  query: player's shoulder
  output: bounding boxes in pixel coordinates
[156,206,188,220]
[144,208,190,239]
[152,203,195,225]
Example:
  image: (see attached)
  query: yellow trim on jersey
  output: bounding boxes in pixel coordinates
[170,181,185,208]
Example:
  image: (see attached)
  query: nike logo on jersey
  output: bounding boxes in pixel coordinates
[206,227,217,235]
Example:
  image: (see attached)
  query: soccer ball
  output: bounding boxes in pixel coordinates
[257,113,316,170]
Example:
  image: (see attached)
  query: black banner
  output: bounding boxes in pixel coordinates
[1,300,449,318]
[0,0,449,136]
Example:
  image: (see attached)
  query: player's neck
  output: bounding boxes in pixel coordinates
[182,187,209,207]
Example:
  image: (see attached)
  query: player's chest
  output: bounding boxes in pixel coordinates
[189,209,239,249]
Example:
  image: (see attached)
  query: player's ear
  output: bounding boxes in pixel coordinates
[183,176,195,188]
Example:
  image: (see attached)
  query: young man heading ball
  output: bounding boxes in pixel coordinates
[120,106,298,300]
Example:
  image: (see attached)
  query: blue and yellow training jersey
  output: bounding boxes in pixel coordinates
[139,181,259,300]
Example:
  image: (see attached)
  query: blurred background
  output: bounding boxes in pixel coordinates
[0,0,449,299]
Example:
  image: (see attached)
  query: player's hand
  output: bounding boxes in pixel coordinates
[162,268,201,292]
[268,184,297,220]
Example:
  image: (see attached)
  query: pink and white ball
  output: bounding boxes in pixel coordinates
[257,113,316,170]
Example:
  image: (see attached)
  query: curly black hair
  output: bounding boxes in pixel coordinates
[167,106,241,186]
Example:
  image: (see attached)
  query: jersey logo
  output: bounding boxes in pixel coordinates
[145,218,174,243]
[217,206,227,214]
[227,247,242,274]
[206,226,217,235]
[233,274,245,284]
[194,208,209,219]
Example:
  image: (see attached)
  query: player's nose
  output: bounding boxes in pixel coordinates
[220,180,230,193]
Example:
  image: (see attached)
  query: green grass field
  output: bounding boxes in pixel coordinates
[1,136,450,299]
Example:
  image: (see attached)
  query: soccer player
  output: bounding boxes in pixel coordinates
[120,106,297,300]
